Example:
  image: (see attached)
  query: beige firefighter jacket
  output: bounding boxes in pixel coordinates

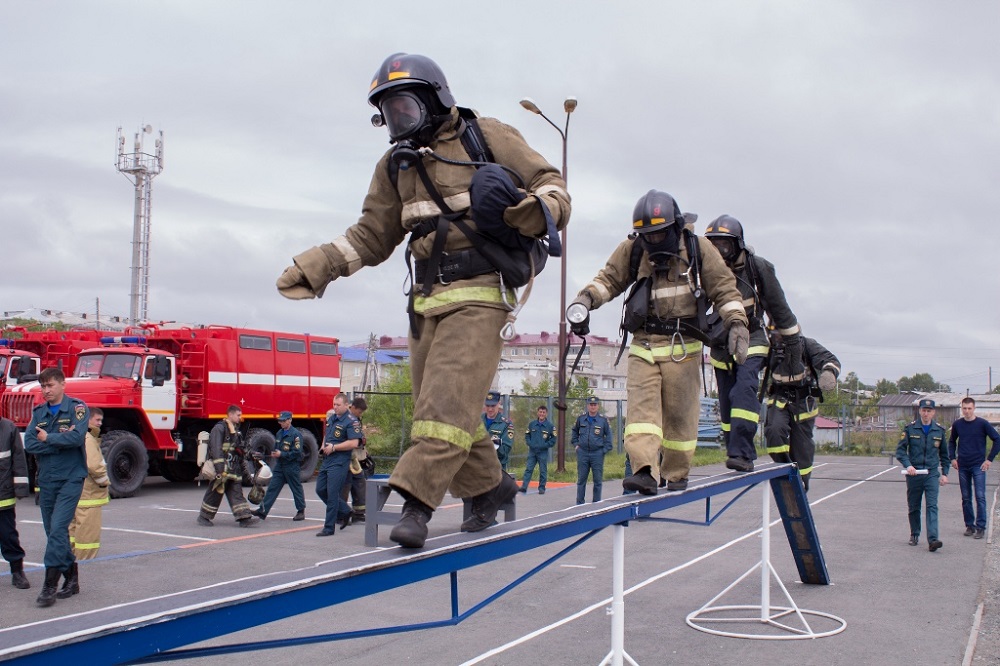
[578,231,747,356]
[289,108,571,318]
[80,429,109,506]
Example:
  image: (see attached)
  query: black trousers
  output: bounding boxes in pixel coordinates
[0,507,26,564]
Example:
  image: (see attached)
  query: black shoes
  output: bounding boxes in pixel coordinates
[726,457,754,473]
[351,511,365,523]
[928,538,943,552]
[10,560,29,590]
[908,535,919,546]
[315,530,335,537]
[666,479,688,492]
[622,468,658,496]
[293,510,305,521]
[975,529,985,540]
[461,475,519,533]
[197,516,213,527]
[519,484,528,493]
[337,514,352,530]
[251,508,267,520]
[55,562,79,599]
[390,498,434,548]
[36,568,61,607]
[538,487,546,495]
[964,526,975,536]
[238,517,260,528]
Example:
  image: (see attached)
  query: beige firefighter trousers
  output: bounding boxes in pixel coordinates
[389,303,508,509]
[624,348,703,484]
[69,482,107,560]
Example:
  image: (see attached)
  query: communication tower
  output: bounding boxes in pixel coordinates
[116,125,164,325]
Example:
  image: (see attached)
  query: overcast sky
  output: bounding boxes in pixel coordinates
[2,1,998,391]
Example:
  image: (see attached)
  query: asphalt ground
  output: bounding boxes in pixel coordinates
[1,454,998,665]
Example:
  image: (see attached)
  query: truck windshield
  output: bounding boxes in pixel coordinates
[74,353,143,380]
[0,358,7,377]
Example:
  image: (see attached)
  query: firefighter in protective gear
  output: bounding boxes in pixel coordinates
[23,367,88,607]
[704,215,801,473]
[571,191,748,495]
[69,408,109,560]
[763,334,840,491]
[277,53,570,548]
[1,416,31,590]
[197,406,258,528]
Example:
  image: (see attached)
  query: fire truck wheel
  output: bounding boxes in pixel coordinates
[242,429,276,486]
[299,430,319,483]
[100,431,149,498]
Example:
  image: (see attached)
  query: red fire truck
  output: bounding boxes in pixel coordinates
[0,339,41,395]
[1,325,340,497]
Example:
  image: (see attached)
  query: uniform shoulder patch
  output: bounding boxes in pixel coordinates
[74,404,87,421]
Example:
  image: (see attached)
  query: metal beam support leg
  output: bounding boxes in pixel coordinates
[600,523,637,666]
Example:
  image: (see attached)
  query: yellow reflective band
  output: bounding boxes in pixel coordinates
[634,217,667,228]
[795,408,819,422]
[747,345,769,357]
[731,408,760,424]
[798,466,814,476]
[662,438,697,452]
[766,445,790,454]
[78,497,109,507]
[720,422,731,432]
[711,357,731,370]
[625,422,663,438]
[387,71,411,81]
[411,419,474,451]
[74,541,101,550]
[767,398,787,409]
[413,286,516,313]
[629,341,703,363]
[0,498,15,508]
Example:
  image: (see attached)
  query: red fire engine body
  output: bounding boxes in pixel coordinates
[0,339,41,396]
[0,325,340,497]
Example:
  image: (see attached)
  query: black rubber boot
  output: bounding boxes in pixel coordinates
[461,474,519,533]
[36,568,61,607]
[56,562,79,599]
[389,498,434,548]
[10,559,30,590]
[622,467,658,496]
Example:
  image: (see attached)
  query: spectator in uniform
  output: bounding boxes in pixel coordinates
[572,397,612,504]
[252,411,306,521]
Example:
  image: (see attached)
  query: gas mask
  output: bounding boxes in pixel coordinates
[709,237,740,265]
[639,224,680,271]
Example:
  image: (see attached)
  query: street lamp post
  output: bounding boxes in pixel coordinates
[520,96,577,472]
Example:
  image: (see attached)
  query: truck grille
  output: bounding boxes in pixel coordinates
[1,393,35,426]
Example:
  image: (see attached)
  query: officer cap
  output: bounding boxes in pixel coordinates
[917,399,935,410]
[587,396,600,405]
[485,391,501,406]
[278,411,293,421]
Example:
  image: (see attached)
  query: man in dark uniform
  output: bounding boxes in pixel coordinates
[482,391,513,472]
[23,367,88,607]
[340,396,369,523]
[762,334,840,491]
[521,404,555,494]
[316,394,361,537]
[252,411,306,521]
[572,397,613,504]
[896,398,950,552]
[277,53,570,548]
[704,215,801,473]
[0,416,31,590]
[197,405,258,528]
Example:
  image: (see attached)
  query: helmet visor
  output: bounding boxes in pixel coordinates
[380,91,428,141]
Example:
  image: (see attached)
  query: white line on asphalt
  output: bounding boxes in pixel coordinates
[460,465,899,665]
[17,520,215,542]
[559,565,597,569]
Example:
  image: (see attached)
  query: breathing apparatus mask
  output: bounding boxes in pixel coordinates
[371,87,451,170]
[709,237,740,265]
[638,224,681,271]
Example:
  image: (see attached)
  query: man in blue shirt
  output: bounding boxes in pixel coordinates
[316,394,361,536]
[896,398,950,552]
[521,405,555,494]
[948,397,1000,539]
[573,396,613,504]
[24,367,88,607]
[252,411,306,522]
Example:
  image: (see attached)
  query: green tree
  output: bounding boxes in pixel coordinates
[898,373,949,392]
[362,362,413,458]
[875,378,898,396]
[992,384,1000,394]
